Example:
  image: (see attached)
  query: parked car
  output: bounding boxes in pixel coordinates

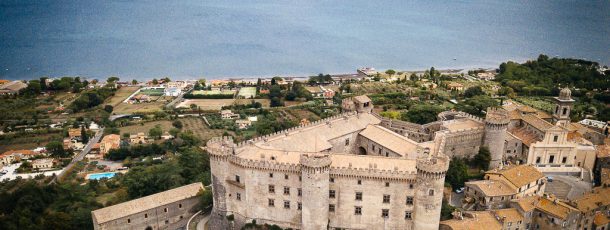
[455,187,465,193]
[546,176,553,182]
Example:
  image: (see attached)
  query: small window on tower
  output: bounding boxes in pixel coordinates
[429,189,434,196]
[553,135,558,142]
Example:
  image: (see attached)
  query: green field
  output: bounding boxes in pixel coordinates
[192,90,235,95]
[237,87,257,98]
[139,88,165,96]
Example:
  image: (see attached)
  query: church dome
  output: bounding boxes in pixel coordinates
[559,87,571,100]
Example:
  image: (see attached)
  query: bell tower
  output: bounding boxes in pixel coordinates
[553,87,574,127]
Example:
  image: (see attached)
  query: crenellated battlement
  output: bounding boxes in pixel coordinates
[416,154,449,179]
[438,110,484,123]
[233,111,361,148]
[485,107,510,125]
[206,136,236,158]
[300,153,332,169]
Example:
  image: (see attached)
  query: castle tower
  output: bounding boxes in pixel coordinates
[413,152,449,230]
[206,137,235,229]
[483,107,509,169]
[552,87,574,126]
[299,153,331,230]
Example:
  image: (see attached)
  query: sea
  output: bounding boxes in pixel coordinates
[0,0,609,80]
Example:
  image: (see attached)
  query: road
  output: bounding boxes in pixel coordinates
[166,89,192,109]
[52,128,104,183]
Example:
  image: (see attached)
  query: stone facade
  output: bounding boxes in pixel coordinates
[207,111,448,230]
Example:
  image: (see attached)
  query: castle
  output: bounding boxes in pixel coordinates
[206,88,597,229]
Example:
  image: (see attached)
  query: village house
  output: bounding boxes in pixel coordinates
[91,182,204,230]
[31,158,54,170]
[0,80,28,95]
[465,164,546,210]
[68,128,83,141]
[447,82,464,91]
[129,133,150,144]
[0,150,40,165]
[235,119,251,130]
[476,72,496,81]
[220,110,239,119]
[100,134,121,156]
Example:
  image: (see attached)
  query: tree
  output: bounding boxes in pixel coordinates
[464,86,485,98]
[81,126,89,144]
[456,95,498,117]
[149,125,163,139]
[107,76,119,83]
[200,189,213,209]
[446,157,468,189]
[410,73,418,82]
[46,141,68,158]
[227,81,236,89]
[172,120,183,129]
[385,69,396,76]
[104,105,113,113]
[161,77,171,82]
[400,104,443,124]
[131,79,138,85]
[152,78,159,85]
[472,147,491,170]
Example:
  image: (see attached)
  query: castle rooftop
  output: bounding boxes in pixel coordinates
[359,124,420,157]
[486,164,544,188]
[442,119,483,131]
[466,180,516,196]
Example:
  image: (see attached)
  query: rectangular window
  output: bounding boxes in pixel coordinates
[382,209,389,218]
[406,196,414,205]
[345,139,350,146]
[165,220,169,224]
[298,188,302,196]
[235,175,240,183]
[297,202,302,210]
[355,206,362,215]
[549,155,555,163]
[269,173,273,178]
[145,213,148,218]
[284,186,290,195]
[357,180,362,185]
[562,157,567,163]
[179,204,182,208]
[164,208,168,212]
[536,157,541,163]
[356,192,362,201]
[329,204,335,212]
[372,145,375,151]
[409,184,414,189]
[236,193,241,201]
[284,201,290,209]
[329,190,336,198]
[284,174,289,180]
[405,211,412,219]
[383,194,390,203]
[268,199,275,207]
[385,182,390,187]
[269,185,275,193]
[553,135,558,142]
[127,219,131,224]
[330,177,335,183]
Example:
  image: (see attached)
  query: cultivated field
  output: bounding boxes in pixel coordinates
[177,99,235,110]
[105,86,140,106]
[191,89,235,95]
[234,98,270,108]
[180,117,228,142]
[237,87,256,98]
[139,88,165,96]
[118,120,174,136]
[113,97,171,114]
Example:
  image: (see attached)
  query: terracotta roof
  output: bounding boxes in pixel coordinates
[513,196,538,212]
[466,180,516,196]
[2,150,37,156]
[358,125,419,157]
[440,211,502,230]
[493,208,524,223]
[92,182,204,224]
[572,187,610,212]
[0,81,27,91]
[486,165,544,189]
[594,212,610,226]
[533,196,578,220]
[522,114,553,131]
[68,128,82,138]
[509,127,540,146]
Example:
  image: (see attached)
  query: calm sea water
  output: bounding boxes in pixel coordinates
[1,0,609,80]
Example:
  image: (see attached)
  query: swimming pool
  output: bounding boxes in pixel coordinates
[87,172,118,180]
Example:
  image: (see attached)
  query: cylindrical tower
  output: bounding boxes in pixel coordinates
[413,154,449,230]
[300,153,331,230]
[483,107,509,169]
[206,136,234,229]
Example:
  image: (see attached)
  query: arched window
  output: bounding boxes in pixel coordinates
[562,107,567,115]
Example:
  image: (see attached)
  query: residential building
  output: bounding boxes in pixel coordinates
[100,134,121,156]
[91,182,204,230]
[220,110,239,119]
[235,119,251,130]
[447,82,464,91]
[0,80,27,95]
[31,158,54,170]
